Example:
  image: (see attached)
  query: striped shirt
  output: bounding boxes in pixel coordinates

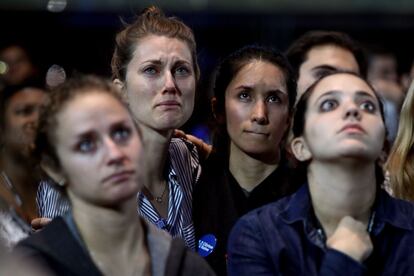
[36,138,201,250]
[36,179,70,218]
[138,138,201,250]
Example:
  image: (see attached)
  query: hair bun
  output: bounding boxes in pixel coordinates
[140,5,164,17]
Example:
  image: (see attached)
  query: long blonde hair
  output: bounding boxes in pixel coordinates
[387,80,414,201]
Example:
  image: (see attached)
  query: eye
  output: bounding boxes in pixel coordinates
[238,91,251,102]
[174,65,191,76]
[112,126,132,144]
[267,94,282,103]
[77,139,96,153]
[313,68,336,79]
[360,101,376,113]
[143,66,158,75]
[15,105,35,116]
[319,99,338,112]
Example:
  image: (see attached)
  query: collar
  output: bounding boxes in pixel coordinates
[280,183,414,233]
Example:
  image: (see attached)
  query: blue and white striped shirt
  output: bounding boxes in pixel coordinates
[36,138,201,250]
[138,138,201,250]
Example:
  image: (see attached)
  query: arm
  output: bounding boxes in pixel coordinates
[227,215,276,276]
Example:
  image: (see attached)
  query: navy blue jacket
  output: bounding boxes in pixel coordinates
[228,184,414,275]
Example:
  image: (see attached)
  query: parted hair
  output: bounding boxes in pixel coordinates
[111,5,199,82]
[386,80,414,201]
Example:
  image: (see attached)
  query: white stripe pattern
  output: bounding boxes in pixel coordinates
[138,138,201,250]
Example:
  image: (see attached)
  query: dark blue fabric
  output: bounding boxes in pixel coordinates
[227,184,414,275]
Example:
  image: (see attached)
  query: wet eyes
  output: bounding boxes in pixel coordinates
[143,66,158,75]
[174,66,191,76]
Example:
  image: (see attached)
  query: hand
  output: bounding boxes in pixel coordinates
[31,217,52,232]
[326,216,373,263]
[174,129,212,160]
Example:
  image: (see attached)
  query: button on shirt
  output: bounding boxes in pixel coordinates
[227,184,414,275]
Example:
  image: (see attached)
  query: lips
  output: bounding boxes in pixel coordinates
[244,130,269,136]
[102,170,135,184]
[339,123,366,134]
[155,100,181,108]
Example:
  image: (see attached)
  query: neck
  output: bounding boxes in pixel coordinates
[308,160,377,238]
[229,142,279,192]
[139,125,172,191]
[70,195,142,253]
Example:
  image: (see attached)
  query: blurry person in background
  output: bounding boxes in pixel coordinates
[0,44,38,89]
[286,30,366,100]
[386,80,414,201]
[366,47,405,146]
[0,78,47,248]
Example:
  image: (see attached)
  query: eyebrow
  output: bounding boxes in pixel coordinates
[233,85,287,94]
[311,65,338,73]
[315,89,377,102]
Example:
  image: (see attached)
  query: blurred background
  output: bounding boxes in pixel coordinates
[1,0,414,140]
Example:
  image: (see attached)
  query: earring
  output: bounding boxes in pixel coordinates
[57,179,66,187]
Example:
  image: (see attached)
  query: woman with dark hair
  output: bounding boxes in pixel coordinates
[15,75,214,275]
[0,79,47,248]
[193,45,300,275]
[227,72,414,275]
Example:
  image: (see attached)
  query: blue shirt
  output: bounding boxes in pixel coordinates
[227,184,414,275]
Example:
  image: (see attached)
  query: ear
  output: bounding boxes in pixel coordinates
[40,161,67,187]
[113,78,124,90]
[290,136,312,162]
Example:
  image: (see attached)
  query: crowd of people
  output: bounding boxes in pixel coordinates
[0,5,414,276]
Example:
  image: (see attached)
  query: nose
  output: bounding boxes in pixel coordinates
[251,101,268,125]
[344,105,362,120]
[104,138,126,165]
[162,71,179,95]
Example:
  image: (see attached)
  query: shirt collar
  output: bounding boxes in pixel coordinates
[280,183,414,232]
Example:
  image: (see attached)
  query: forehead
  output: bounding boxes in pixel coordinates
[7,88,46,106]
[130,35,192,63]
[231,60,286,84]
[58,92,128,128]
[310,74,376,101]
[304,44,359,72]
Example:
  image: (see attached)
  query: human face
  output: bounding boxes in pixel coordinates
[297,45,359,99]
[0,46,35,85]
[300,74,385,162]
[3,88,47,155]
[123,35,196,133]
[225,60,290,160]
[53,92,142,206]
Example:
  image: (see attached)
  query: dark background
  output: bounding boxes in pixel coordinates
[2,1,414,137]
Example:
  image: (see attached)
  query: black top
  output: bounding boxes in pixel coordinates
[193,150,301,275]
